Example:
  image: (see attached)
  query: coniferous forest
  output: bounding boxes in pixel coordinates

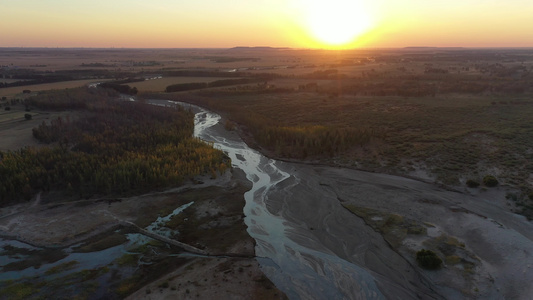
[0,88,229,205]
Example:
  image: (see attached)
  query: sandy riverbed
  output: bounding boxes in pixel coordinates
[270,163,533,299]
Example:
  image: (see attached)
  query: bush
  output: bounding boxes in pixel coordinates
[165,82,207,93]
[466,179,480,188]
[483,175,499,187]
[416,249,442,269]
[4,106,10,111]
[24,113,32,120]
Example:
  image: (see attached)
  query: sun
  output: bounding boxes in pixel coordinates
[300,0,373,48]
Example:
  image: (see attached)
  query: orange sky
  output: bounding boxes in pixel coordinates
[1,0,532,49]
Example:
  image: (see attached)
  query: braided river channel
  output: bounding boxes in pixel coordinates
[185,101,440,300]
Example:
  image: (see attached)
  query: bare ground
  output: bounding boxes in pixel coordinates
[0,170,287,299]
[293,165,533,299]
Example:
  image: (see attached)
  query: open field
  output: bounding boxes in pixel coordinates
[0,105,78,151]
[0,79,108,98]
[132,76,238,92]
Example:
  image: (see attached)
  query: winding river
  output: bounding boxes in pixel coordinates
[2,98,532,299]
[188,102,439,300]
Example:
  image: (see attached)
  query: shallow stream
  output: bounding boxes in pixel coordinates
[190,103,386,299]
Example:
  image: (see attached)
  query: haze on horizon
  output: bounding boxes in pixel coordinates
[2,0,532,49]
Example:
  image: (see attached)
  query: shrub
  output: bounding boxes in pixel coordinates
[165,82,207,93]
[4,106,10,111]
[483,175,499,187]
[466,179,480,188]
[416,249,442,269]
[24,113,32,120]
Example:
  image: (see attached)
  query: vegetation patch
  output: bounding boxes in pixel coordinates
[164,184,251,253]
[0,266,110,300]
[0,87,229,206]
[0,282,42,300]
[416,249,442,270]
[445,255,462,265]
[343,204,426,247]
[44,260,79,275]
[115,253,139,266]
[1,247,68,272]
[73,232,127,253]
[482,175,499,187]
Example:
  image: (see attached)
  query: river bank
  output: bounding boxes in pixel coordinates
[0,168,287,299]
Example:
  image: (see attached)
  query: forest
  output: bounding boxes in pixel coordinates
[0,88,229,206]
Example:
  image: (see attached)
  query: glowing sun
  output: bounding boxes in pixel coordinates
[302,0,373,47]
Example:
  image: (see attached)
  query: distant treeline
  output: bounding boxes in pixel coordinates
[27,87,119,110]
[208,57,259,63]
[0,74,75,88]
[161,70,280,80]
[165,78,263,93]
[98,77,145,94]
[323,79,528,97]
[162,70,249,77]
[0,69,138,89]
[0,88,228,205]
[299,71,530,97]
[99,82,138,95]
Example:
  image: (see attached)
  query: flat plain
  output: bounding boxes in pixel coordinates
[1,47,533,299]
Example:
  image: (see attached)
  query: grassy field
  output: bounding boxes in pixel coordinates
[0,110,31,122]
[132,76,239,92]
[0,79,109,98]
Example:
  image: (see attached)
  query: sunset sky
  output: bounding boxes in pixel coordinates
[2,0,532,49]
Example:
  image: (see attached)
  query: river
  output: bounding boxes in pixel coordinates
[188,103,440,300]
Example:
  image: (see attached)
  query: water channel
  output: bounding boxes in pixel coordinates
[190,103,387,299]
[0,99,439,299]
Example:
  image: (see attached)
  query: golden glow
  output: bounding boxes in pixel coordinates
[1,1,532,48]
[297,0,373,48]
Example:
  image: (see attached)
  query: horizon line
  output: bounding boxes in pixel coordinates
[1,46,533,51]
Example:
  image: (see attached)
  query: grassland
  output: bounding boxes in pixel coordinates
[132,76,237,92]
[0,79,108,98]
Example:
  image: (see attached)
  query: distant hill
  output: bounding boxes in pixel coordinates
[403,47,466,50]
[229,46,290,51]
